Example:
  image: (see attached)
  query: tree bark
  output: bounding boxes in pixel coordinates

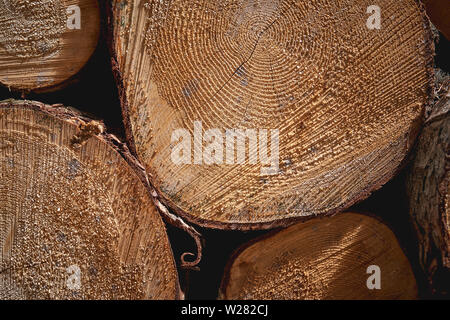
[0,99,180,299]
[407,73,450,296]
[0,0,100,91]
[109,0,435,230]
[219,212,418,300]
[423,0,450,40]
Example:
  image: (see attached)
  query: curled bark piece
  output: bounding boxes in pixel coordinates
[0,99,180,299]
[100,124,203,270]
[219,212,418,300]
[110,0,435,229]
[0,0,100,91]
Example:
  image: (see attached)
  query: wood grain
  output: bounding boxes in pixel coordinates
[0,100,180,299]
[0,0,100,91]
[423,0,450,40]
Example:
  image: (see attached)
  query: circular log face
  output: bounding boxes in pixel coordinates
[113,0,433,229]
[423,0,450,40]
[219,213,418,300]
[0,100,179,299]
[0,0,100,90]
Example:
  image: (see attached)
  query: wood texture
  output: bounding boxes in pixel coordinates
[0,0,100,91]
[407,75,450,296]
[110,0,434,229]
[0,100,180,299]
[219,212,418,300]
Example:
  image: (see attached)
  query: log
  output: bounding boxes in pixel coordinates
[407,74,450,296]
[219,212,418,300]
[110,0,434,229]
[0,100,180,299]
[0,0,100,91]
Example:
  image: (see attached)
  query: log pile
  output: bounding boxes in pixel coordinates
[0,0,449,300]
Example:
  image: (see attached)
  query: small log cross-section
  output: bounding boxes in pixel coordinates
[111,0,434,229]
[0,100,179,299]
[219,212,418,300]
[407,82,450,296]
[0,0,100,91]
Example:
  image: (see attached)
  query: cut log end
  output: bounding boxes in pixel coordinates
[112,0,434,229]
[219,212,418,300]
[0,0,100,91]
[0,100,179,299]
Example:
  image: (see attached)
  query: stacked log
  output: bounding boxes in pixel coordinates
[0,100,179,299]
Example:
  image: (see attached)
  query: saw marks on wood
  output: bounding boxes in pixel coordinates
[219,212,418,300]
[0,0,100,91]
[0,100,179,299]
[112,0,433,228]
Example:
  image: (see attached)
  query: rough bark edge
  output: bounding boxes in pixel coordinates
[0,56,85,96]
[104,1,203,268]
[107,0,436,231]
[407,75,450,297]
[427,69,450,123]
[0,98,183,300]
[105,0,138,157]
[218,211,419,300]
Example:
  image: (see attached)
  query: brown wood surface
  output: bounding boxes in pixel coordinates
[110,0,434,230]
[220,212,418,300]
[424,0,450,40]
[0,0,100,91]
[407,75,450,296]
[0,99,180,299]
